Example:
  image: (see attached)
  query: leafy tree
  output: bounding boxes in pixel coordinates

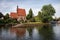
[38,11,43,21]
[38,4,56,23]
[0,19,5,24]
[26,8,33,20]
[0,12,4,18]
[41,4,55,16]
[4,13,9,19]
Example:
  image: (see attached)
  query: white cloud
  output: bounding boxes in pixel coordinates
[53,4,60,18]
[0,2,17,15]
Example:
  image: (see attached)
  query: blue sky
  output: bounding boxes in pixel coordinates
[0,0,60,17]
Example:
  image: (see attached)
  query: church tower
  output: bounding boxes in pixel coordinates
[17,5,18,14]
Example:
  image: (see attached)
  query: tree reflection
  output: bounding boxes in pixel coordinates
[27,27,33,40]
[27,28,33,35]
[0,27,2,36]
[38,24,55,40]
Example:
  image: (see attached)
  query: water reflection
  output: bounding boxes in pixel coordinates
[32,28,40,40]
[0,27,2,40]
[0,27,17,40]
[38,25,55,40]
[0,24,60,40]
[27,27,33,40]
[53,24,60,40]
[11,28,26,40]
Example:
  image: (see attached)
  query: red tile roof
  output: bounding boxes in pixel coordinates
[10,12,18,19]
[10,7,26,19]
[17,8,26,16]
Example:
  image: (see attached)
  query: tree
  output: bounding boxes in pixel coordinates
[0,12,5,24]
[29,17,35,22]
[41,4,55,16]
[0,12,4,18]
[38,4,56,23]
[4,13,9,19]
[26,8,33,20]
[38,11,42,21]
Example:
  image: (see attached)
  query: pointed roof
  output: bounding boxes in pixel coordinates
[17,8,26,16]
[10,6,26,19]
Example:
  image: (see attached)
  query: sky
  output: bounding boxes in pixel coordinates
[0,0,60,18]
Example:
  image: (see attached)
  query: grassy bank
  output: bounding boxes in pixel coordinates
[23,22,50,24]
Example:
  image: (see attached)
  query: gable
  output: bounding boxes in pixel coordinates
[17,8,26,16]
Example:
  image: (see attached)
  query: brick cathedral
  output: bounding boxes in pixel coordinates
[10,6,26,21]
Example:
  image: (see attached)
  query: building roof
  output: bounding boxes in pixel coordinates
[17,8,26,16]
[10,6,26,19]
[10,12,18,19]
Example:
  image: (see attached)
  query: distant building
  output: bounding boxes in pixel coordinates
[10,6,26,21]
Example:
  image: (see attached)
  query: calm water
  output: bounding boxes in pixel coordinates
[0,24,60,40]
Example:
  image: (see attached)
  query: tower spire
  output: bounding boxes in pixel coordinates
[17,5,18,14]
[17,5,18,9]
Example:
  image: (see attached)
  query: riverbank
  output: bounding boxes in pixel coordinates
[0,23,18,27]
[12,22,50,28]
[1,21,59,28]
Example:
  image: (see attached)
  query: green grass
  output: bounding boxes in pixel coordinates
[23,22,43,24]
[34,16,41,22]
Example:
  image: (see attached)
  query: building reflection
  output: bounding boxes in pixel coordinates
[10,27,26,40]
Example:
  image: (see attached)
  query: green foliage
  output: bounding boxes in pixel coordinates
[0,12,4,18]
[41,4,55,16]
[35,16,41,22]
[11,19,18,23]
[0,19,5,24]
[4,18,18,23]
[26,8,36,22]
[29,17,35,22]
[26,8,33,20]
[38,11,43,21]
[4,13,9,19]
[38,4,55,23]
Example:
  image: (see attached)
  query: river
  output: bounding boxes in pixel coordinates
[0,24,60,40]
